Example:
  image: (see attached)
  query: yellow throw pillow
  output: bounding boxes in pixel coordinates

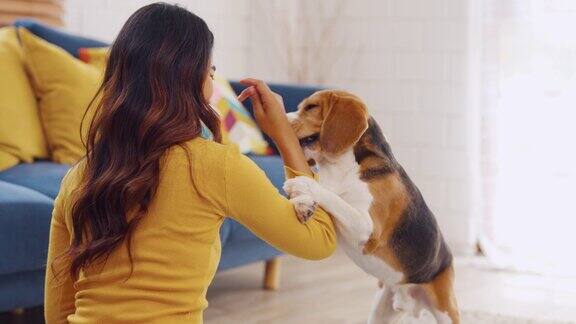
[78,47,108,70]
[19,28,101,164]
[79,47,272,155]
[0,27,48,170]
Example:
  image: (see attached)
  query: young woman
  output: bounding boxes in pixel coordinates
[44,3,336,323]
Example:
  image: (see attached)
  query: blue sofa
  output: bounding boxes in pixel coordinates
[0,20,322,312]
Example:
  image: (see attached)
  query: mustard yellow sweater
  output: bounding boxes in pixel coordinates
[44,138,336,323]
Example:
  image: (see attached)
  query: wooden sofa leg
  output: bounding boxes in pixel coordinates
[263,258,281,290]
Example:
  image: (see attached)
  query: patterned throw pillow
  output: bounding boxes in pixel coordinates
[210,74,272,155]
[78,47,272,155]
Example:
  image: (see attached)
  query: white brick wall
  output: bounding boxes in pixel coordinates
[242,0,481,255]
[63,0,250,79]
[63,0,481,255]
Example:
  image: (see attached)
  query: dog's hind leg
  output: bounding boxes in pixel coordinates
[367,286,401,324]
[421,265,460,324]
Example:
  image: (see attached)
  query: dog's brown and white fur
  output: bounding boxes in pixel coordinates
[283,90,460,324]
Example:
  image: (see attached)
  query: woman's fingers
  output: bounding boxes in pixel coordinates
[237,86,255,102]
[239,78,264,88]
[238,78,290,140]
[237,86,263,113]
[250,91,264,115]
[273,92,284,106]
[240,87,265,120]
[240,78,272,96]
[240,78,285,110]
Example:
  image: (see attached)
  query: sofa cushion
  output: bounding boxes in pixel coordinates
[0,27,49,171]
[0,162,69,199]
[218,238,281,271]
[19,28,101,164]
[0,181,54,275]
[223,218,264,244]
[246,154,286,192]
[219,218,232,244]
[14,19,107,57]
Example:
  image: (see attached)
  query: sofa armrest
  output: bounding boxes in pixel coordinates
[230,81,324,153]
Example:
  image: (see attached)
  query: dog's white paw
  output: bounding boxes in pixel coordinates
[284,176,320,223]
[290,194,317,223]
[283,176,318,198]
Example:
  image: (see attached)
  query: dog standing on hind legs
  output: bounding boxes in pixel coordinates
[282,90,460,323]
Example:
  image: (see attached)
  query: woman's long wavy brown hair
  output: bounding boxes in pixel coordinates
[65,3,220,280]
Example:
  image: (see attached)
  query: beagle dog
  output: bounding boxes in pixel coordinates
[283,90,460,324]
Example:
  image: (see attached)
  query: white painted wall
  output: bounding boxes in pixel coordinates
[63,0,481,255]
[247,0,482,255]
[64,0,250,78]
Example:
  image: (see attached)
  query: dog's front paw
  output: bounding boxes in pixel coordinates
[284,176,320,223]
[290,194,317,223]
[283,176,318,198]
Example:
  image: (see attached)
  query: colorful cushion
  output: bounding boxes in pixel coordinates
[19,28,101,164]
[210,74,271,155]
[78,47,272,155]
[0,27,49,171]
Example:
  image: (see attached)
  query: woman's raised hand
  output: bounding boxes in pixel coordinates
[237,78,312,177]
[237,78,293,143]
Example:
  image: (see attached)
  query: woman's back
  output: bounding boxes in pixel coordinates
[46,138,336,323]
[44,4,336,323]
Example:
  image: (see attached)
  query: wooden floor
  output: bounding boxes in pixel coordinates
[3,250,576,323]
[206,250,576,323]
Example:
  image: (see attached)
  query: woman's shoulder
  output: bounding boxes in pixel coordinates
[164,138,244,201]
[174,137,238,155]
[166,137,242,170]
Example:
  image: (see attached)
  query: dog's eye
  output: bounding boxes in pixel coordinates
[299,133,320,147]
[304,104,319,111]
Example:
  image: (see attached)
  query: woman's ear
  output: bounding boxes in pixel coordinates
[319,93,369,156]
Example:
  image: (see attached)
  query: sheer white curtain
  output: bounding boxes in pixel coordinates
[482,0,576,273]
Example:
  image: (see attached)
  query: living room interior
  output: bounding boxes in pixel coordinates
[1,0,575,323]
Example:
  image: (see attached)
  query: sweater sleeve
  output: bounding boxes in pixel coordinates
[44,169,77,324]
[223,146,336,260]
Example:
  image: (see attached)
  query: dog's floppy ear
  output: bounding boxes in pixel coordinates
[320,93,369,156]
